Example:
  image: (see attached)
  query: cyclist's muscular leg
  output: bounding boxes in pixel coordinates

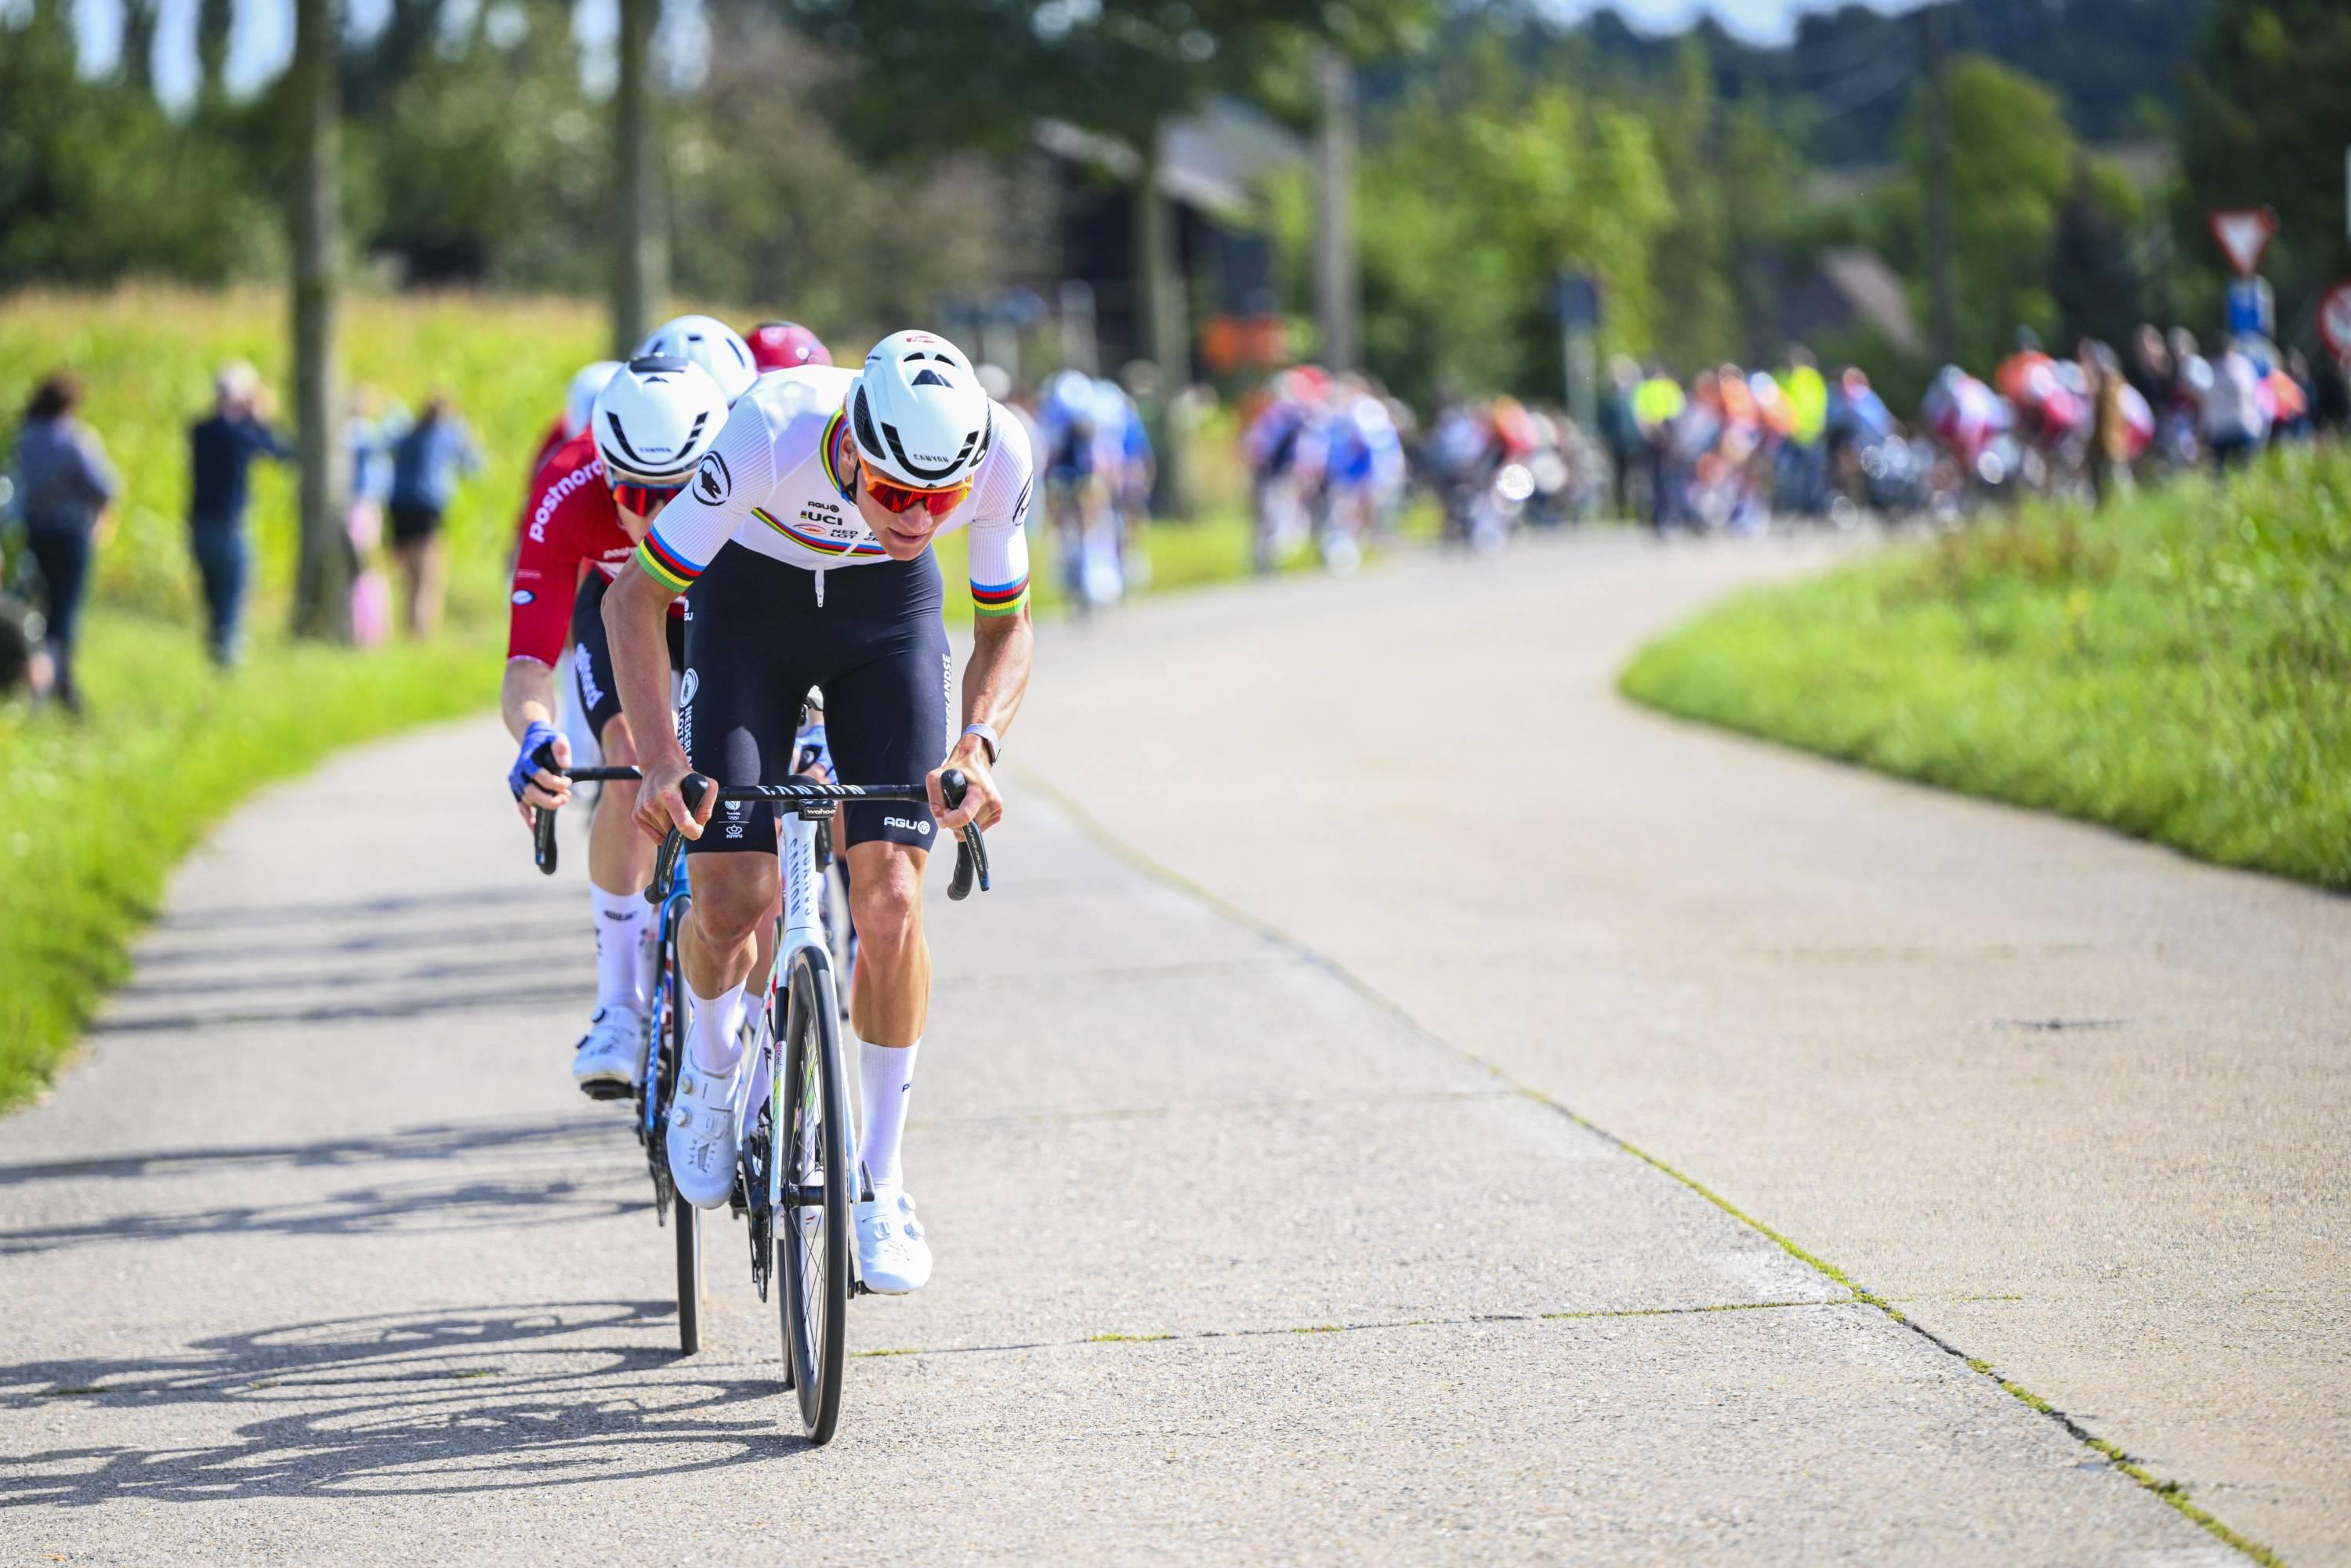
[587,712,653,895]
[845,840,930,1046]
[679,849,778,1074]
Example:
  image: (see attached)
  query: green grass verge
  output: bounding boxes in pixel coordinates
[1621,444,2351,889]
[0,613,498,1110]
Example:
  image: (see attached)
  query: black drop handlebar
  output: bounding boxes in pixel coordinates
[530,763,989,904]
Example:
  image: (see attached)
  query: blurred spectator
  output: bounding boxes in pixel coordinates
[188,360,295,667]
[2079,340,2128,509]
[1630,365,1686,534]
[346,386,408,648]
[2203,341,2268,472]
[386,393,481,639]
[1598,356,1642,519]
[2276,351,2316,443]
[1777,348,1829,517]
[2311,352,2351,437]
[9,374,118,714]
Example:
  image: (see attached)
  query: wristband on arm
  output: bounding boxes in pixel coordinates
[960,722,999,765]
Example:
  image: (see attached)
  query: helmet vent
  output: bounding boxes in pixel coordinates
[852,384,883,455]
[910,368,951,388]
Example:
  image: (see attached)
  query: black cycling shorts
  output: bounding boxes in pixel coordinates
[571,571,687,741]
[682,545,951,856]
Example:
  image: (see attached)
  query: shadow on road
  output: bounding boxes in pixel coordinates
[0,1302,807,1503]
[0,1114,647,1255]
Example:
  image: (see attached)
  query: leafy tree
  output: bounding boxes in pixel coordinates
[2175,0,2351,330]
[1895,55,2074,369]
[1296,45,1672,407]
[0,2,281,287]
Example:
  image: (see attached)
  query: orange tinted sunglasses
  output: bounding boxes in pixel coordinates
[860,459,972,517]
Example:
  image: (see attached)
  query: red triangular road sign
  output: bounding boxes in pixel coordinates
[2208,208,2277,278]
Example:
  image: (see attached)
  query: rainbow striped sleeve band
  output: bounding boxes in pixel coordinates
[636,531,702,593]
[970,572,1030,618]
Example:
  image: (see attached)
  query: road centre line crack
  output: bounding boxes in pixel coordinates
[908,1085,1521,1132]
[1011,763,2288,1568]
[849,1298,1845,1363]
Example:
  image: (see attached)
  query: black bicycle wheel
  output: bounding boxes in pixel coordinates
[665,907,702,1358]
[777,945,850,1443]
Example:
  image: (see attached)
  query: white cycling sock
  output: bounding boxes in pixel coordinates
[589,885,650,1017]
[857,1036,921,1193]
[686,981,749,1076]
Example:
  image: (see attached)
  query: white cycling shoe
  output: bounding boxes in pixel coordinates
[571,1007,646,1101]
[853,1189,932,1295]
[666,1059,745,1209]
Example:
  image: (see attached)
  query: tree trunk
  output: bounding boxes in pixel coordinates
[1920,4,1958,367]
[1312,47,1360,375]
[119,0,159,93]
[289,0,350,640]
[610,0,670,356]
[196,0,233,103]
[1133,126,1188,516]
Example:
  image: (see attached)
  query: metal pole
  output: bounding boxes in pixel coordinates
[1313,47,1360,374]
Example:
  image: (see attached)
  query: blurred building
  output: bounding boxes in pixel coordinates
[1034,100,1303,377]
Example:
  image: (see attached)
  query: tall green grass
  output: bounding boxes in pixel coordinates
[1621,445,2351,888]
[0,615,500,1109]
[0,285,609,628]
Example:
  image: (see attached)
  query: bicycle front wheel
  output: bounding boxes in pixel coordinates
[776,945,850,1443]
[659,903,702,1358]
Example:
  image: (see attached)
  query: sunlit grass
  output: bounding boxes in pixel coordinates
[1621,445,2351,889]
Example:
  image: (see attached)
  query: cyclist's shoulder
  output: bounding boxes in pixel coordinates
[738,367,856,436]
[985,398,1034,471]
[523,433,610,542]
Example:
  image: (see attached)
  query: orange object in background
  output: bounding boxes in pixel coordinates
[1201,315,1291,375]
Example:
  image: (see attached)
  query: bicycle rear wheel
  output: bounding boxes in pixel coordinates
[776,945,850,1443]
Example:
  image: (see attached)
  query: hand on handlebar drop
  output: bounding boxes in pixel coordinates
[929,739,1002,833]
[635,755,714,842]
[510,721,573,824]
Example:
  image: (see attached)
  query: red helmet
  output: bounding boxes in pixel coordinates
[745,320,832,371]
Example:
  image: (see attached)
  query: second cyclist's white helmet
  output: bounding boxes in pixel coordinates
[636,314,757,403]
[591,356,729,486]
[561,360,621,440]
[849,329,993,489]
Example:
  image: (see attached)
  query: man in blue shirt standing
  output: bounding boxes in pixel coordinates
[187,361,295,667]
[386,394,480,639]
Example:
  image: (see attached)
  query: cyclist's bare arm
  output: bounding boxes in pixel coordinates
[500,655,570,818]
[602,559,705,842]
[930,603,1031,834]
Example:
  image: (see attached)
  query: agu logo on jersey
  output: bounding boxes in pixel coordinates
[678,668,699,708]
[512,589,534,605]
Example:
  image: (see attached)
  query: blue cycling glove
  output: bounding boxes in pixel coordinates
[509,719,563,802]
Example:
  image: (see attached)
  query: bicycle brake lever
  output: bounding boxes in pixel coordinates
[645,773,711,904]
[938,770,990,900]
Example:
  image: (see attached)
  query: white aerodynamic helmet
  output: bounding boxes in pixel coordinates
[636,314,757,403]
[848,329,993,490]
[591,356,729,487]
[561,359,621,440]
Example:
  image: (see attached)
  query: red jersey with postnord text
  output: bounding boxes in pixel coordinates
[506,432,676,665]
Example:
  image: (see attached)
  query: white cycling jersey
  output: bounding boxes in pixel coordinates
[635,366,1033,617]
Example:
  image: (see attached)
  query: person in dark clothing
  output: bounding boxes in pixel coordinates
[187,361,295,666]
[386,394,480,639]
[9,374,119,713]
[2311,351,2351,438]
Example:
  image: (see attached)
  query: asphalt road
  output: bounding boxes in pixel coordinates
[1,528,2327,1564]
